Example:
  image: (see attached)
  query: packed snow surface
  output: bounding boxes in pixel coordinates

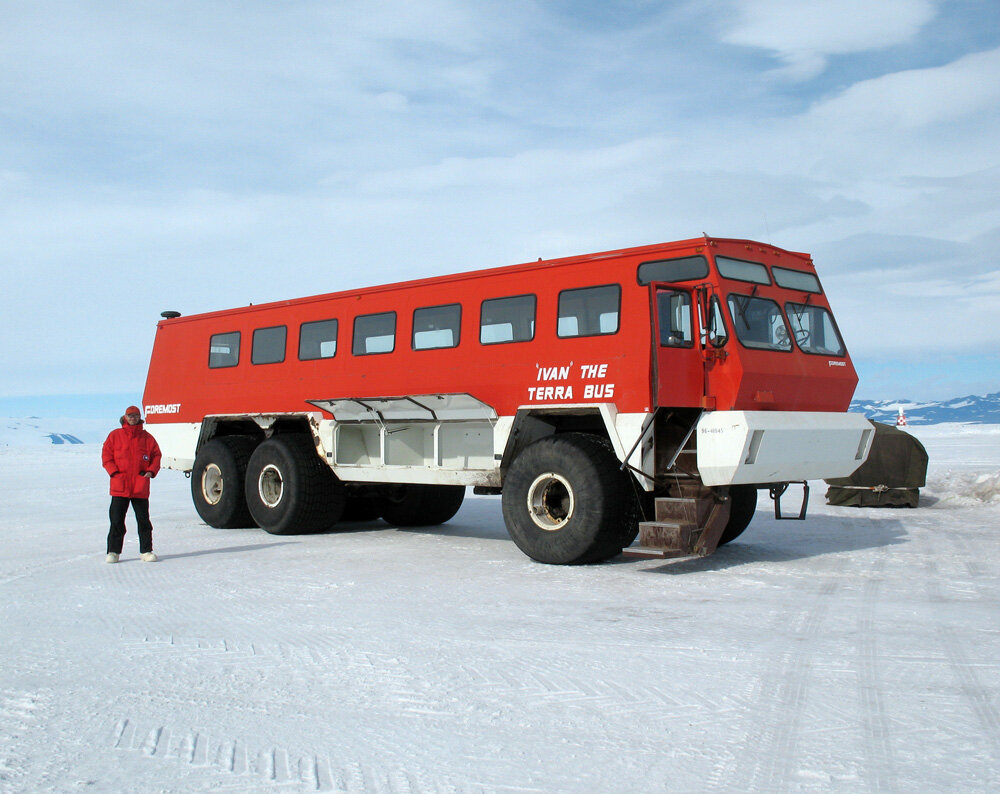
[1,425,998,792]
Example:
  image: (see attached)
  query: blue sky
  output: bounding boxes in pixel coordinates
[1,0,998,417]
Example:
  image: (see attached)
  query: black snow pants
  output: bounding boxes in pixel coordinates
[107,497,153,554]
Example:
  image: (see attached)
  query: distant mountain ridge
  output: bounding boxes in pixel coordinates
[850,391,1000,425]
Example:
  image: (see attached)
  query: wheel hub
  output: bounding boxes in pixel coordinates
[526,472,574,531]
[201,463,223,506]
[258,464,284,508]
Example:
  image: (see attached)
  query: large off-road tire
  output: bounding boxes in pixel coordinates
[191,436,259,528]
[380,484,466,527]
[501,433,632,565]
[244,435,345,534]
[718,484,757,546]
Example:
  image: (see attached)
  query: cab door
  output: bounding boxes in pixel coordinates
[653,286,705,408]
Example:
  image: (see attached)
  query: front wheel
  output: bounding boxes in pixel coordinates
[244,435,345,534]
[501,433,631,564]
[191,436,258,528]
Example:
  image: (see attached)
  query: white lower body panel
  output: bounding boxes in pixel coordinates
[696,411,873,486]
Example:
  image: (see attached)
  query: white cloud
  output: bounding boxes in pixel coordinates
[808,47,1000,129]
[723,0,939,79]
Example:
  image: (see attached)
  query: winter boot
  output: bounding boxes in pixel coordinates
[105,552,119,564]
[140,552,158,562]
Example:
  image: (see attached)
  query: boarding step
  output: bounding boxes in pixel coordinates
[622,494,731,559]
[621,520,698,559]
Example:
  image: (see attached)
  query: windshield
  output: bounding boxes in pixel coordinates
[727,294,792,351]
[785,302,846,356]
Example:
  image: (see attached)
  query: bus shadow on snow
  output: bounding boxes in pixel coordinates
[315,498,511,542]
[624,513,909,574]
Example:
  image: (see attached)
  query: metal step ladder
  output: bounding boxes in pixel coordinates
[623,493,732,559]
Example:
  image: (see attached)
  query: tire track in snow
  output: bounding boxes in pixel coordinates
[114,717,338,791]
[703,565,845,793]
[856,562,898,794]
[111,716,540,793]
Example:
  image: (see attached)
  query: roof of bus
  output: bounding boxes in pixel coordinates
[157,236,812,326]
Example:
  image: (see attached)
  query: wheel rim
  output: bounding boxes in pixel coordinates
[258,464,284,508]
[201,463,224,506]
[526,472,574,531]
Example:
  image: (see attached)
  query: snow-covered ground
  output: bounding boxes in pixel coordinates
[1,425,998,793]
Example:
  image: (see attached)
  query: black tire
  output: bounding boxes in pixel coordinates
[244,435,346,534]
[501,433,631,565]
[191,436,259,528]
[380,484,465,527]
[718,484,757,546]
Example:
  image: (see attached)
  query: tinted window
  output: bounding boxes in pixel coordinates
[353,312,396,355]
[657,290,693,347]
[299,318,338,360]
[557,284,620,338]
[252,325,286,365]
[208,332,240,368]
[716,256,771,285]
[413,304,461,350]
[480,295,536,344]
[637,255,708,285]
[785,302,846,356]
[727,294,792,351]
[774,267,822,293]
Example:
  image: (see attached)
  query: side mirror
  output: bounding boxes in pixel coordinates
[707,296,728,348]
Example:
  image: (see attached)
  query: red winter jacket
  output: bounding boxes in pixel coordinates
[101,418,162,498]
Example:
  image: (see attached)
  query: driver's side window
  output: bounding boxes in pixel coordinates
[657,290,693,347]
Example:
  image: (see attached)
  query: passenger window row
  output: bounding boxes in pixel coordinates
[208,284,621,369]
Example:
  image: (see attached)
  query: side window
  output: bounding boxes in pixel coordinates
[413,304,461,350]
[480,295,536,344]
[353,312,396,355]
[557,284,620,338]
[657,290,693,347]
[252,325,286,365]
[299,318,338,360]
[208,331,240,368]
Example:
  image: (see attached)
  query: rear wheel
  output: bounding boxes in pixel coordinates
[191,436,258,528]
[718,484,757,545]
[380,484,465,527]
[501,433,631,564]
[245,435,345,534]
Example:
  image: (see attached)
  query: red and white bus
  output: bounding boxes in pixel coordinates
[142,236,872,564]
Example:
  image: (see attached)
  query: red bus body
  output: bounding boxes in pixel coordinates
[143,236,872,562]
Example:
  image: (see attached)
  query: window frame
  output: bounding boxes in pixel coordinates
[479,294,537,346]
[715,256,772,286]
[726,292,794,353]
[298,318,339,361]
[773,266,823,294]
[784,301,847,357]
[655,288,696,349]
[208,331,241,369]
[251,324,287,366]
[556,283,622,339]
[352,311,397,356]
[411,303,462,351]
[637,255,709,285]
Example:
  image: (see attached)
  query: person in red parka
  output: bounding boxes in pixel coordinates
[101,406,162,563]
